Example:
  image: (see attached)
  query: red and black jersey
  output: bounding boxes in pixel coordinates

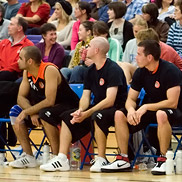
[27,62,79,105]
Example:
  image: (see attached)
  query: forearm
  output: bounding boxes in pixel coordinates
[23,17,39,24]
[23,99,54,116]
[85,98,114,118]
[144,100,178,111]
[125,99,137,112]
[17,96,32,110]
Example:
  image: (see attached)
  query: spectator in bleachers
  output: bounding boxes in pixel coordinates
[40,37,127,173]
[8,46,79,168]
[107,1,134,51]
[141,2,169,42]
[93,21,123,62]
[0,17,33,164]
[90,0,110,23]
[137,28,182,71]
[48,0,75,50]
[101,39,182,175]
[122,27,182,84]
[0,4,10,41]
[122,0,147,21]
[61,20,94,83]
[71,1,95,50]
[166,0,182,57]
[118,17,148,84]
[36,23,65,68]
[61,21,123,84]
[16,0,50,35]
[67,0,79,20]
[3,0,21,20]
[155,0,175,22]
[0,16,33,81]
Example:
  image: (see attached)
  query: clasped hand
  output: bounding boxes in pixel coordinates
[127,105,147,126]
[70,109,87,124]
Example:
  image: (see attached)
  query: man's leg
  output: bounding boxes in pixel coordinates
[94,121,107,158]
[13,123,32,156]
[59,121,72,155]
[40,109,91,172]
[41,120,59,155]
[115,110,129,155]
[156,110,172,155]
[101,110,131,172]
[151,110,172,175]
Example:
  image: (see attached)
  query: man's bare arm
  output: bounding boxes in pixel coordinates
[23,66,61,116]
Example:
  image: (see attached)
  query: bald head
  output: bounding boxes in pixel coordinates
[91,37,110,55]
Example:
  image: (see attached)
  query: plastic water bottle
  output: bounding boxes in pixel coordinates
[43,140,50,164]
[70,141,81,170]
[176,147,182,174]
[166,149,175,175]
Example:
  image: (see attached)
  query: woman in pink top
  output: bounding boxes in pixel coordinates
[71,1,95,50]
[16,0,50,34]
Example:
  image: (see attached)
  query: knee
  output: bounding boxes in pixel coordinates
[156,110,168,125]
[114,110,127,125]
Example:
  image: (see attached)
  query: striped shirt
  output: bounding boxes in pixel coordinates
[166,21,182,57]
[122,0,146,21]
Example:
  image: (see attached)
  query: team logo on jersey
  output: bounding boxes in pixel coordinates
[99,78,105,86]
[155,81,160,88]
[39,81,44,89]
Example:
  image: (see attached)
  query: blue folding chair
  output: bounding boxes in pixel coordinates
[0,118,47,160]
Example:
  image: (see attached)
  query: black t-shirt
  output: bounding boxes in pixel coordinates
[84,58,127,109]
[131,59,182,110]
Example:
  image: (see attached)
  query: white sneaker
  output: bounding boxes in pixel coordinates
[101,155,131,172]
[0,153,5,166]
[151,156,166,175]
[90,156,108,172]
[40,153,70,172]
[9,152,37,168]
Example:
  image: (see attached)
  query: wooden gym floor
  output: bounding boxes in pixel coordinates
[0,129,181,181]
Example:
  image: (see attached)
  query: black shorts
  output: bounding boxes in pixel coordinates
[61,107,117,143]
[120,108,182,134]
[39,102,79,127]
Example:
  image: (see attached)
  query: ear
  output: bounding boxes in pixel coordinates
[81,9,86,15]
[27,58,33,65]
[87,30,91,36]
[147,54,153,62]
[42,34,46,40]
[18,25,23,32]
[95,47,99,54]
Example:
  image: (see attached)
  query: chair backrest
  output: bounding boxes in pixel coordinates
[27,35,42,44]
[69,84,84,99]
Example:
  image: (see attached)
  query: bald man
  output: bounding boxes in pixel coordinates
[40,37,128,172]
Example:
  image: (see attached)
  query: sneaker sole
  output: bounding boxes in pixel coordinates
[151,171,165,175]
[101,167,132,173]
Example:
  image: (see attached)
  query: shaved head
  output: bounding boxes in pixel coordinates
[91,37,110,55]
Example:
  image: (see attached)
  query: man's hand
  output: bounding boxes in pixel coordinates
[15,110,27,125]
[127,109,139,126]
[135,104,147,123]
[30,114,41,127]
[70,109,88,124]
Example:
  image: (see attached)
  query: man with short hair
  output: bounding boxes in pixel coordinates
[40,37,127,172]
[0,16,33,81]
[9,46,79,168]
[3,0,21,20]
[101,40,182,175]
